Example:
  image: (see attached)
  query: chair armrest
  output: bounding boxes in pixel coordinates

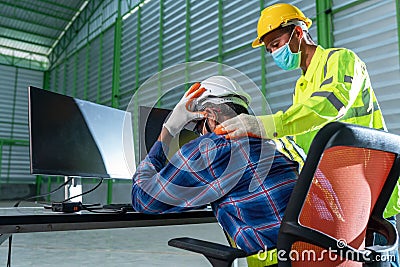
[368,215,398,246]
[363,216,399,266]
[168,237,248,261]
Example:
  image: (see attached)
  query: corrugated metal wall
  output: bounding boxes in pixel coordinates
[332,0,400,134]
[0,64,43,184]
[1,0,398,197]
[46,0,400,148]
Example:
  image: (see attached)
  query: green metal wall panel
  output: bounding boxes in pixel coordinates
[332,0,400,134]
[0,64,43,184]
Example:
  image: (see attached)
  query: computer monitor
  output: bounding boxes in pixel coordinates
[28,86,135,179]
[138,106,199,161]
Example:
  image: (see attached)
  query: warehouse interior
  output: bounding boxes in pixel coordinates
[0,0,399,266]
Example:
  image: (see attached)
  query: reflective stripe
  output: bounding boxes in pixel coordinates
[320,76,333,87]
[344,75,353,83]
[311,91,345,111]
[324,49,341,77]
[278,139,294,161]
[320,76,353,87]
[341,87,380,120]
[285,136,306,163]
[341,101,380,120]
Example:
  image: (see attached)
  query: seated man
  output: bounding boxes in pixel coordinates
[131,76,299,256]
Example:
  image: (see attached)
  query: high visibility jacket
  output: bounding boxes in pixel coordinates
[259,45,399,218]
[275,136,306,171]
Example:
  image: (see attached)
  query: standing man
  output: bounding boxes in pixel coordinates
[215,3,399,265]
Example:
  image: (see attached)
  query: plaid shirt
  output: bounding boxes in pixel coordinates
[132,133,299,253]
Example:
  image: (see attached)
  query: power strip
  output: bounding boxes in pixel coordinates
[51,202,82,213]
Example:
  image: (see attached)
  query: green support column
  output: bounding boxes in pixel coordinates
[107,0,123,204]
[7,68,19,182]
[217,0,223,72]
[396,0,400,67]
[112,5,122,108]
[73,53,78,96]
[316,0,333,48]
[0,141,3,182]
[185,0,191,63]
[84,43,90,100]
[35,175,43,196]
[97,33,104,103]
[135,6,141,92]
[54,65,59,92]
[43,70,51,90]
[157,0,164,107]
[62,59,68,95]
[259,0,267,114]
[184,0,191,89]
[37,72,50,193]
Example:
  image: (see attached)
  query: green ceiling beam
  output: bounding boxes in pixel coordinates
[18,0,77,18]
[0,54,48,71]
[0,24,57,40]
[0,34,52,48]
[48,0,102,66]
[0,1,70,21]
[0,44,48,57]
[0,12,65,31]
[37,0,80,12]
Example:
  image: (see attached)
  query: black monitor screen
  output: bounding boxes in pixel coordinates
[138,106,199,161]
[28,86,135,179]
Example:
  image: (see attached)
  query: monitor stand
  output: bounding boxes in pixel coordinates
[64,176,82,202]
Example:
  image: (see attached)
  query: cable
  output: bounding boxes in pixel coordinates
[61,178,104,203]
[81,204,127,214]
[6,177,73,267]
[13,177,73,208]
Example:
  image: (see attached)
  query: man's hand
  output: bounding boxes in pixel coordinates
[163,83,207,137]
[214,113,268,139]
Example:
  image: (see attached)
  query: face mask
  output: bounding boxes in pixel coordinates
[271,29,302,71]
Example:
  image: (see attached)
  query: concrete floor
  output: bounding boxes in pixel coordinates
[0,201,247,267]
[0,200,399,267]
[0,223,236,267]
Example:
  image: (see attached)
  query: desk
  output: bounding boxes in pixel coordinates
[0,207,216,245]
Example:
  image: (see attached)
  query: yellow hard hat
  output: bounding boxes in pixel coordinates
[252,3,312,48]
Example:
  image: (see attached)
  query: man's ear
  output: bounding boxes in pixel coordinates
[204,107,219,129]
[204,107,217,120]
[294,25,304,39]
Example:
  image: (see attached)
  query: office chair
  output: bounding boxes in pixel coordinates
[168,122,400,267]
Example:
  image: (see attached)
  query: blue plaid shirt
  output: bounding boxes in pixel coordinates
[132,133,299,253]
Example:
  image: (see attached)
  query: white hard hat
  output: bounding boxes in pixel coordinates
[193,76,251,110]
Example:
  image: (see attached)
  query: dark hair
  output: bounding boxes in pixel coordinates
[203,100,249,123]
